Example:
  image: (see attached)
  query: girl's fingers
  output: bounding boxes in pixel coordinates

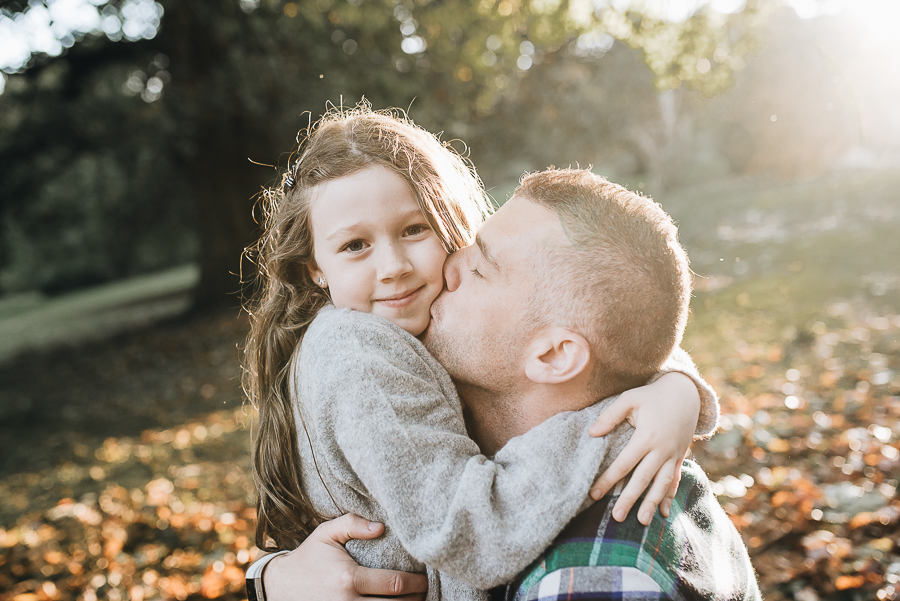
[659,456,686,518]
[588,396,636,437]
[609,451,667,523]
[590,433,651,501]
[666,459,685,501]
[631,459,677,525]
[660,498,672,518]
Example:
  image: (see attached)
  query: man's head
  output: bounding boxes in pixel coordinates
[519,169,691,399]
[424,168,691,411]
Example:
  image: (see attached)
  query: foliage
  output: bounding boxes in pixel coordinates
[0,0,777,303]
[671,167,900,599]
[691,302,900,600]
[0,44,195,294]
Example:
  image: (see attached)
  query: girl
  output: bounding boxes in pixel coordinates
[244,105,718,600]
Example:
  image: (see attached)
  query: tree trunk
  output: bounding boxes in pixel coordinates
[159,0,271,310]
[191,119,264,310]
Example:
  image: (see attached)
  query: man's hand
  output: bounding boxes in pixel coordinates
[263,514,429,601]
[586,372,700,525]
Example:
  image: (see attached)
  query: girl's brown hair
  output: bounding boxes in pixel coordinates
[243,103,492,550]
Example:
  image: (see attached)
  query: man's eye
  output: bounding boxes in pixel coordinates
[342,240,366,253]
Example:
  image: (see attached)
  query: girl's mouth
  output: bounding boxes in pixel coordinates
[375,285,424,308]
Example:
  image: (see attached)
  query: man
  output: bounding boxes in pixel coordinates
[258,169,759,600]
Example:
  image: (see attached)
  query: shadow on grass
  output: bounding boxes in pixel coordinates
[0,306,251,514]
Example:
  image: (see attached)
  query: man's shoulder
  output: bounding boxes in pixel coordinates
[505,565,668,601]
[507,460,761,601]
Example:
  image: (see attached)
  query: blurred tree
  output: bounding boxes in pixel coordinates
[0,39,195,294]
[468,44,705,192]
[704,8,862,179]
[0,0,777,306]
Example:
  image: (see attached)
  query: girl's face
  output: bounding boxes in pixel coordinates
[307,165,448,337]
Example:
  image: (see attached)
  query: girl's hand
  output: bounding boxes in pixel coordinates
[586,372,701,526]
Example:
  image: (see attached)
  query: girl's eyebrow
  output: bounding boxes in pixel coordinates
[326,225,361,241]
[325,209,425,241]
[402,208,426,220]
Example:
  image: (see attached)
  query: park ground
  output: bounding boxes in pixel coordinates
[1,169,899,601]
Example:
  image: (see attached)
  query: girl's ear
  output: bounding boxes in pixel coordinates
[523,327,591,384]
[307,262,323,285]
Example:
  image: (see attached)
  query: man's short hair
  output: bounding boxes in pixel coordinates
[519,168,691,399]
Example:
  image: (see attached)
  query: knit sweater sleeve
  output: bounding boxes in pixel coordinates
[649,347,720,438]
[298,308,613,589]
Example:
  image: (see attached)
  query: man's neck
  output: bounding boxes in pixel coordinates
[459,386,526,456]
[459,382,595,456]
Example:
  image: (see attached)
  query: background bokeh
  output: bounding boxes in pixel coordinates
[1,1,898,599]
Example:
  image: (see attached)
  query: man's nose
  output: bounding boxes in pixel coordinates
[443,250,462,292]
[378,243,413,281]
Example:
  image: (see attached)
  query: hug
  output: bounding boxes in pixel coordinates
[243,106,761,601]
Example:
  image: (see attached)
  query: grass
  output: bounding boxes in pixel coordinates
[658,169,900,354]
[0,265,199,362]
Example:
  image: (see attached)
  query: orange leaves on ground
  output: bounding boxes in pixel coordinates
[819,371,840,388]
[835,575,866,590]
[1,435,258,601]
[729,364,765,383]
[146,478,176,506]
[158,574,193,600]
[200,561,246,598]
[692,304,900,600]
[771,490,792,507]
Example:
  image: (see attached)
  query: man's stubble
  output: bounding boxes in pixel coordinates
[423,301,522,406]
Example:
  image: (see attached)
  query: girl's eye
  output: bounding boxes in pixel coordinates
[405,224,430,237]
[341,240,367,253]
[470,267,483,279]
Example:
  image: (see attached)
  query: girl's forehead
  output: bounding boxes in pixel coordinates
[309,167,423,234]
[310,165,412,201]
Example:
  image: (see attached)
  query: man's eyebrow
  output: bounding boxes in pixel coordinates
[475,234,500,272]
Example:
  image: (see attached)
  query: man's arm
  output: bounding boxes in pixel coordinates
[260,514,428,601]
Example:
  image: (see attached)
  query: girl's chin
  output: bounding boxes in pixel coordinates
[391,314,430,338]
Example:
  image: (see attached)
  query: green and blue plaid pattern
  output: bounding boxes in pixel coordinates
[498,460,761,601]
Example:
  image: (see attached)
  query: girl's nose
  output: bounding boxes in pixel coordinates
[378,243,414,281]
[443,250,462,292]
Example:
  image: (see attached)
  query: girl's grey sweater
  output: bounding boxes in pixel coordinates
[290,306,718,601]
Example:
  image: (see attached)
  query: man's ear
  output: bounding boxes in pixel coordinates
[523,327,591,384]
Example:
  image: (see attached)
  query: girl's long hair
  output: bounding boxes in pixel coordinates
[243,103,492,550]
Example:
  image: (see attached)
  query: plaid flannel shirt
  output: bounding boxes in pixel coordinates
[494,460,761,601]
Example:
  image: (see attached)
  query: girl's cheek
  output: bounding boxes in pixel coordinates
[436,252,449,277]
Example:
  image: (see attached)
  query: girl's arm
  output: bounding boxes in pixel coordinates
[300,309,620,590]
[586,347,719,524]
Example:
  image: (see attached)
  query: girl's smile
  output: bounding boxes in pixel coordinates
[307,165,448,336]
[374,285,425,307]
